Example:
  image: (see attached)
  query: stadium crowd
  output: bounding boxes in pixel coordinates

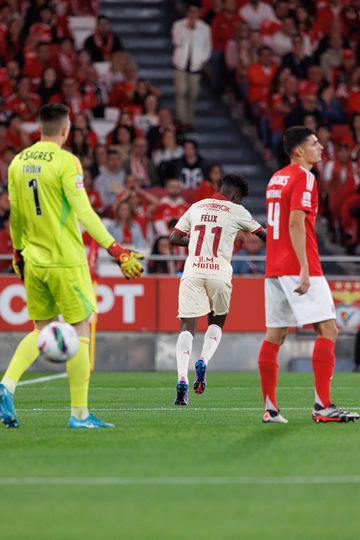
[0,0,359,276]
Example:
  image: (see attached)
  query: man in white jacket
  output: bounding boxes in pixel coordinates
[172,1,212,129]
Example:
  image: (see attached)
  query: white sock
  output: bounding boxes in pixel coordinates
[2,376,16,394]
[200,324,222,366]
[71,406,89,420]
[176,331,193,382]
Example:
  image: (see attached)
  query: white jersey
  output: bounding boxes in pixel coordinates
[175,194,261,283]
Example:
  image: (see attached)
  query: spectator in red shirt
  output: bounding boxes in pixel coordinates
[124,137,159,187]
[342,113,360,161]
[323,142,359,235]
[316,0,342,36]
[50,77,88,117]
[83,167,104,215]
[79,65,105,117]
[153,177,189,236]
[6,76,41,120]
[341,4,360,42]
[23,41,57,86]
[115,174,159,240]
[193,163,223,202]
[0,215,12,273]
[341,191,360,254]
[0,147,16,185]
[5,114,31,152]
[332,49,356,91]
[67,0,99,16]
[2,17,23,63]
[29,4,71,43]
[316,124,335,180]
[211,0,242,93]
[247,46,277,114]
[0,123,6,153]
[58,37,77,77]
[345,67,360,118]
[84,15,123,62]
[269,74,300,154]
[0,60,20,101]
[74,49,93,84]
[72,113,99,148]
[0,186,9,228]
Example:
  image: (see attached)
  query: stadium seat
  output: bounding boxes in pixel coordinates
[91,120,115,143]
[104,107,120,123]
[22,122,39,134]
[94,62,111,76]
[68,16,96,32]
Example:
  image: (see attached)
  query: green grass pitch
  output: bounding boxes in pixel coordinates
[1,371,360,540]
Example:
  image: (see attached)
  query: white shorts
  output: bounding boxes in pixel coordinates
[265,276,335,327]
[178,278,232,319]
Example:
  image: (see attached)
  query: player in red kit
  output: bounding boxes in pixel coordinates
[259,126,359,424]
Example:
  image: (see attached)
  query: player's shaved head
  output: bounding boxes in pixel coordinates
[39,104,70,136]
[283,126,314,156]
[221,173,249,203]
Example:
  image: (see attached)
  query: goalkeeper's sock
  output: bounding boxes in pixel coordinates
[311,337,335,408]
[176,331,193,383]
[67,337,90,419]
[1,330,40,393]
[258,340,279,412]
[200,324,222,366]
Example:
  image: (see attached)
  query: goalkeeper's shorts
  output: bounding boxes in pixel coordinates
[24,261,96,324]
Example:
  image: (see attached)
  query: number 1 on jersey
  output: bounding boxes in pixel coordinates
[29,178,42,216]
[194,224,223,257]
[267,202,280,240]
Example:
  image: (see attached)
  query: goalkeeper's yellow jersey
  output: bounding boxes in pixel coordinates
[9,140,114,267]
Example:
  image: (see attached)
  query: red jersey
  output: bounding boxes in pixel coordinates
[265,163,322,277]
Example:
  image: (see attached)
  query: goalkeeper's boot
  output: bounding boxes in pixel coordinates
[312,403,360,423]
[262,409,288,424]
[174,378,188,406]
[0,384,19,428]
[193,359,206,395]
[69,413,115,429]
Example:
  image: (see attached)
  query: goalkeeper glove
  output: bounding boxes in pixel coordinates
[13,249,25,281]
[107,242,144,279]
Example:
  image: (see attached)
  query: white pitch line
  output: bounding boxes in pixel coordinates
[15,406,360,412]
[18,385,360,391]
[17,373,67,386]
[1,475,360,486]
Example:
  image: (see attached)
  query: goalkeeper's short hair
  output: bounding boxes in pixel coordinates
[39,104,70,136]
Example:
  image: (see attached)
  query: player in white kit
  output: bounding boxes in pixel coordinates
[170,174,266,405]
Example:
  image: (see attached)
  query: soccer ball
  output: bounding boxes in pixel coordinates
[38,322,79,363]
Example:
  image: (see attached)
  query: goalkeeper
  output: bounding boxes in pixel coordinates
[0,103,143,429]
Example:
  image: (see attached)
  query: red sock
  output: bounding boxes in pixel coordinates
[312,337,335,408]
[258,340,279,411]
